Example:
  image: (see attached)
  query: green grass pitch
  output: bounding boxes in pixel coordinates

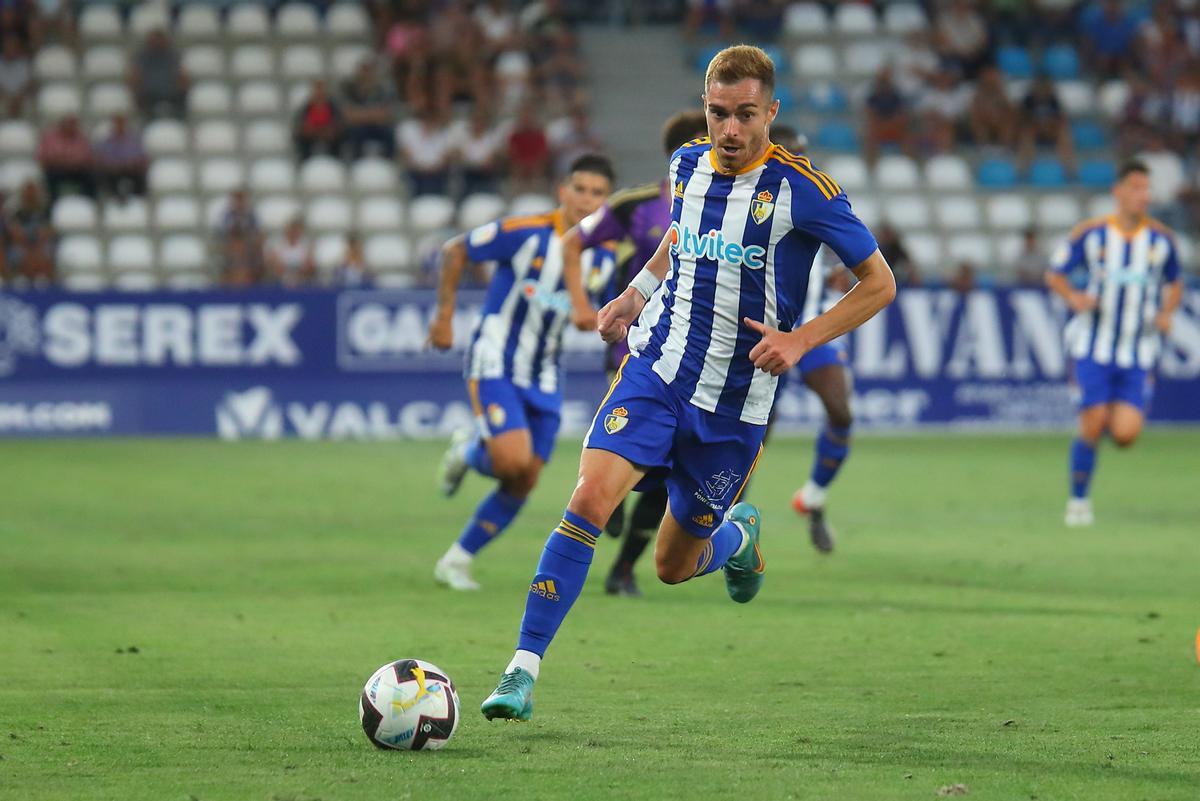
[2,432,1198,801]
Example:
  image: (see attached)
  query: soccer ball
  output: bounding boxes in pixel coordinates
[359,659,461,750]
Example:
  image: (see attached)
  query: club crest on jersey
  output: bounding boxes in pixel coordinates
[604,406,629,434]
[750,189,775,225]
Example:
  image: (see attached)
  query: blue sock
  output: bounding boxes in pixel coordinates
[466,437,494,478]
[692,519,747,577]
[516,511,598,657]
[1070,438,1096,499]
[811,424,851,488]
[456,489,524,555]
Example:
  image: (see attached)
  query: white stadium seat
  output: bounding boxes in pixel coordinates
[925,154,973,190]
[177,5,221,42]
[509,194,555,216]
[874,155,921,191]
[299,156,347,194]
[206,196,231,229]
[350,157,400,195]
[934,195,982,230]
[847,195,879,228]
[244,120,290,155]
[1035,194,1084,230]
[843,41,891,80]
[83,47,126,81]
[332,45,372,78]
[1097,80,1129,120]
[34,46,76,81]
[985,193,1034,230]
[946,233,995,267]
[154,196,202,231]
[148,159,194,194]
[1086,194,1115,219]
[102,198,150,233]
[281,46,326,82]
[792,44,838,80]
[358,197,405,233]
[905,232,943,273]
[107,235,155,273]
[458,194,507,230]
[250,158,297,194]
[188,82,233,118]
[129,3,169,38]
[257,196,302,231]
[287,82,314,112]
[38,83,82,118]
[87,83,133,118]
[306,197,353,234]
[375,272,418,288]
[783,3,829,38]
[231,46,275,82]
[365,234,412,272]
[52,196,99,233]
[822,155,869,192]
[328,3,371,38]
[834,3,877,36]
[79,5,122,40]
[167,273,213,290]
[183,46,225,80]
[410,195,456,234]
[63,273,108,291]
[144,119,189,157]
[238,82,283,116]
[227,4,271,40]
[314,234,348,271]
[1057,81,1095,116]
[0,160,40,192]
[198,158,246,196]
[883,3,927,35]
[995,234,1026,267]
[0,120,36,157]
[113,272,158,291]
[882,194,931,229]
[160,235,208,273]
[194,120,240,156]
[276,3,322,38]
[58,235,103,273]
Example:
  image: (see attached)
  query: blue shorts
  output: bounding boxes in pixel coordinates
[797,341,848,375]
[584,356,766,538]
[469,378,562,462]
[1073,358,1152,411]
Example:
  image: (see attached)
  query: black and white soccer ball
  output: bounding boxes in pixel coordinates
[359,659,460,750]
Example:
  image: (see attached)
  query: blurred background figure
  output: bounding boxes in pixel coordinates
[265,215,316,288]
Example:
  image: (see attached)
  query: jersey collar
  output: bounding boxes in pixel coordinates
[708,143,775,176]
[1107,213,1148,239]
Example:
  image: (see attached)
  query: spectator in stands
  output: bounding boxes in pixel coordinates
[94,114,148,199]
[396,101,454,196]
[1138,135,1187,213]
[452,103,508,196]
[1167,63,1200,151]
[508,101,550,191]
[935,0,991,78]
[340,59,396,159]
[474,0,519,54]
[863,66,914,165]
[536,29,585,114]
[893,31,941,98]
[265,215,316,288]
[129,28,189,119]
[37,115,94,202]
[737,0,785,43]
[1017,76,1075,175]
[918,67,969,155]
[684,0,734,45]
[968,65,1017,148]
[1137,2,1190,87]
[1080,0,1139,79]
[331,232,375,287]
[1013,227,1046,286]
[0,34,32,118]
[521,0,569,52]
[4,180,55,287]
[32,0,76,50]
[215,189,264,287]
[876,223,920,287]
[0,1,35,46]
[950,261,977,295]
[1116,75,1166,154]
[547,102,604,179]
[293,79,343,161]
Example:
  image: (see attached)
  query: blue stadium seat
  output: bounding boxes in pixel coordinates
[805,82,848,113]
[814,120,859,152]
[773,84,795,109]
[1079,160,1117,188]
[695,45,725,74]
[1042,45,1080,80]
[761,46,788,75]
[1071,119,1108,150]
[1028,158,1068,188]
[977,158,1019,188]
[996,46,1033,79]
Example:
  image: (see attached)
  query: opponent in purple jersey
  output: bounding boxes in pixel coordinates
[559,111,708,598]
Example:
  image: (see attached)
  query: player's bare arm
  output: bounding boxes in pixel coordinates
[596,229,672,344]
[1045,270,1098,313]
[1157,279,1183,333]
[745,249,896,376]
[428,235,468,350]
[560,226,598,332]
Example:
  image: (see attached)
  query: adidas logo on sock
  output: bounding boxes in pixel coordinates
[529,579,560,601]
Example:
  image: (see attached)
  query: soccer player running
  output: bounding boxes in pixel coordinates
[480,45,896,721]
[1045,159,1182,526]
[560,110,710,597]
[429,155,617,590]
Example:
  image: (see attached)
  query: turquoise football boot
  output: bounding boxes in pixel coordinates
[722,502,764,604]
[480,667,535,722]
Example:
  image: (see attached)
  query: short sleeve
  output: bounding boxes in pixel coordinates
[1163,236,1181,282]
[1050,232,1086,275]
[465,219,530,263]
[792,190,878,270]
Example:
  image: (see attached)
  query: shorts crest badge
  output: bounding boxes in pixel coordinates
[603,406,629,435]
[487,403,506,428]
[750,189,775,225]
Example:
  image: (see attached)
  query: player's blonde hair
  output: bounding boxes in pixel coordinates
[704,45,775,96]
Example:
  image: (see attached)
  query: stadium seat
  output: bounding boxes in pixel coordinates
[299,157,347,194]
[177,5,221,42]
[1035,194,1084,229]
[1097,80,1129,119]
[904,232,942,273]
[883,194,931,229]
[79,5,122,41]
[874,155,921,190]
[822,155,868,192]
[244,120,290,156]
[843,41,890,80]
[996,46,1033,79]
[276,3,322,38]
[282,46,326,82]
[792,44,838,80]
[946,234,994,267]
[227,4,271,40]
[459,193,507,230]
[694,45,724,75]
[63,273,108,291]
[814,120,859,152]
[924,154,973,190]
[194,120,240,156]
[994,233,1025,267]
[509,194,556,217]
[34,45,75,81]
[350,157,400,196]
[52,196,99,233]
[205,196,230,229]
[82,47,126,82]
[148,159,194,195]
[237,82,283,116]
[0,159,40,192]
[129,2,169,38]
[328,3,371,39]
[306,197,353,234]
[0,120,36,157]
[977,158,1019,188]
[154,196,202,232]
[1057,81,1095,116]
[257,196,302,231]
[1028,158,1069,188]
[365,234,413,272]
[183,46,226,80]
[375,272,418,288]
[1071,120,1108,150]
[198,158,246,197]
[160,235,208,273]
[166,273,213,290]
[38,83,82,118]
[250,159,297,194]
[1079,160,1117,188]
[103,199,151,233]
[934,195,982,230]
[287,81,314,112]
[985,193,1034,230]
[58,235,103,273]
[231,46,275,82]
[1042,45,1080,81]
[847,195,879,228]
[1086,193,1115,218]
[314,234,348,271]
[107,235,155,273]
[87,83,133,119]
[883,3,927,35]
[114,272,159,291]
[804,82,848,113]
[410,195,456,233]
[188,82,233,118]
[358,197,405,233]
[783,3,829,38]
[833,3,877,36]
[332,45,373,79]
[144,119,189,158]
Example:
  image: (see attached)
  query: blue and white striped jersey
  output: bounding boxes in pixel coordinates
[627,138,877,424]
[1052,215,1181,369]
[465,210,615,393]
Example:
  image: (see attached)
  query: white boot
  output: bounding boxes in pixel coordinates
[434,544,481,591]
[1064,498,1094,527]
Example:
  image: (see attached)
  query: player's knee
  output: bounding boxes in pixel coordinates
[655,558,691,585]
[826,404,852,431]
[1112,430,1139,448]
[566,477,614,531]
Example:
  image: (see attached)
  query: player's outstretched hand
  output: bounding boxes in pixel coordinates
[744,318,808,376]
[428,315,454,350]
[598,289,645,344]
[572,305,599,332]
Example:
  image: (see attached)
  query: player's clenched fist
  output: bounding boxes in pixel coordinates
[428,314,454,350]
[744,317,809,376]
[597,289,646,344]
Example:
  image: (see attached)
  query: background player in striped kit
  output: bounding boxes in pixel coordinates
[480,46,896,722]
[428,154,616,590]
[1045,160,1183,527]
[560,110,709,598]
